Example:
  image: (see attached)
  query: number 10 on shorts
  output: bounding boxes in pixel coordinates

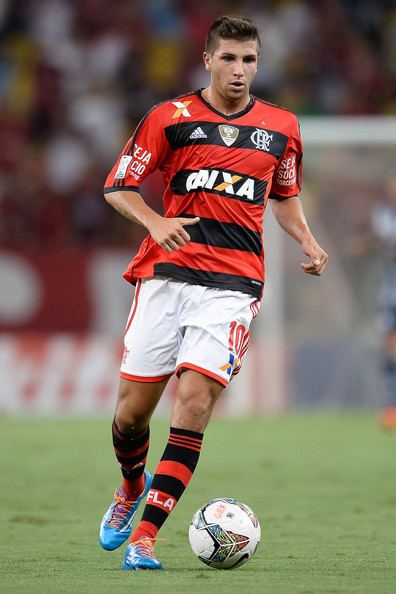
[227,321,250,375]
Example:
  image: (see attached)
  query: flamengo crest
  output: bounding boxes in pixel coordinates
[218,125,239,147]
[250,128,273,152]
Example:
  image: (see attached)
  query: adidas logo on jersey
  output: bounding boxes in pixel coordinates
[189,127,207,139]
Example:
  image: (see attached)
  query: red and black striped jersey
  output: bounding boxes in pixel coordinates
[104,89,303,298]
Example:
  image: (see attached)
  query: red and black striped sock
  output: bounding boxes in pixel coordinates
[112,419,150,499]
[131,426,203,541]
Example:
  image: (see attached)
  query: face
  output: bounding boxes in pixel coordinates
[203,38,259,104]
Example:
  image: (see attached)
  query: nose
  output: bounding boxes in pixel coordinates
[233,59,244,77]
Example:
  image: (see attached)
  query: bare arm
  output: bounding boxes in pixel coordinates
[104,190,199,253]
[270,196,328,276]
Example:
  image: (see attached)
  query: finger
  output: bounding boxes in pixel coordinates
[301,262,320,274]
[304,270,320,276]
[301,262,317,271]
[317,258,328,275]
[164,239,180,252]
[179,216,200,226]
[304,253,321,266]
[177,228,191,243]
[301,261,326,276]
[161,239,178,252]
[171,233,187,246]
[301,252,327,271]
[181,231,190,242]
[161,242,172,253]
[315,254,328,275]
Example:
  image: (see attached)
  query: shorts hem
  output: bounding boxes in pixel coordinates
[120,371,173,383]
[176,362,228,387]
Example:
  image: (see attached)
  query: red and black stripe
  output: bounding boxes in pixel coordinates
[164,120,288,157]
[131,427,203,541]
[112,420,149,482]
[154,263,263,297]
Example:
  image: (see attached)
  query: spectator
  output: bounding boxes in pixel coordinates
[0,0,395,248]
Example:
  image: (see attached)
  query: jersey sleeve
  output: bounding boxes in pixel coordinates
[104,105,170,193]
[269,115,303,200]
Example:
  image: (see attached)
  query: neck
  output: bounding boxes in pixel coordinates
[202,87,251,115]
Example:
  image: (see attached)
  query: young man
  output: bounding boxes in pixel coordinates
[100,15,328,570]
[372,176,396,429]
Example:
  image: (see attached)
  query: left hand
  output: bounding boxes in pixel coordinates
[300,237,328,276]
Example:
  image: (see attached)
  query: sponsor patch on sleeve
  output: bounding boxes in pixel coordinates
[276,156,297,186]
[114,155,133,180]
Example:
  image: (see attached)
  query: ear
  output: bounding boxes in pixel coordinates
[203,51,211,71]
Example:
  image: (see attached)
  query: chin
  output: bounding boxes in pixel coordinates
[228,90,246,101]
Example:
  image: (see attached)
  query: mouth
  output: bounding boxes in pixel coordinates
[229,81,245,90]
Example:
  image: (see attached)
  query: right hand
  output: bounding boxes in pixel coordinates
[148,215,200,253]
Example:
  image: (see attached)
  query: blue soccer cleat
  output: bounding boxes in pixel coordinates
[122,538,163,570]
[99,470,152,551]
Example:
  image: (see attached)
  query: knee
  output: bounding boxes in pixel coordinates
[176,385,213,418]
[173,377,221,432]
[115,407,148,434]
[115,394,149,434]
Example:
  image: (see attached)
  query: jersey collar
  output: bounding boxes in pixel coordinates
[196,89,255,121]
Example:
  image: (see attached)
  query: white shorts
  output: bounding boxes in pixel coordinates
[120,278,260,387]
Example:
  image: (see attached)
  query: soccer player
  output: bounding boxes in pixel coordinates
[372,176,396,429]
[100,15,328,570]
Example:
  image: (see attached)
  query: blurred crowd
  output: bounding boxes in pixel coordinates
[0,0,395,249]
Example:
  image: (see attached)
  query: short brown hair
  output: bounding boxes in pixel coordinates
[205,15,261,54]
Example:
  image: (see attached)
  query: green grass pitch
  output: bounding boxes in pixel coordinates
[0,414,395,594]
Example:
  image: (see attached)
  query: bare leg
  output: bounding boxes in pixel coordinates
[171,369,224,431]
[115,377,169,433]
[100,377,170,551]
[112,377,168,496]
[131,369,224,544]
[381,331,396,429]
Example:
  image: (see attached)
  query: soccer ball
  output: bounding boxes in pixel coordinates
[189,498,261,569]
